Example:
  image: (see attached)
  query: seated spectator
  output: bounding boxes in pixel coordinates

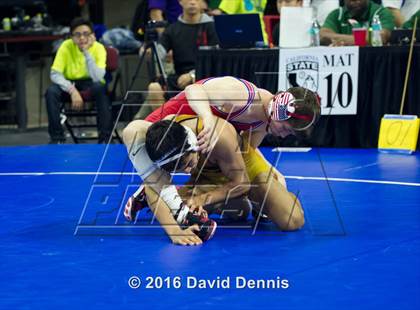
[135,0,219,119]
[382,1,420,27]
[402,9,420,29]
[45,17,112,144]
[212,0,269,44]
[320,0,395,46]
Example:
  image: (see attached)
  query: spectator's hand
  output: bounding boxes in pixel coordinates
[166,50,173,63]
[169,225,202,246]
[70,90,84,110]
[208,9,223,16]
[197,115,217,154]
[329,39,345,47]
[138,45,152,59]
[177,73,193,89]
[80,33,96,51]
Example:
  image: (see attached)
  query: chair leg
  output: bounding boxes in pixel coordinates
[64,118,79,144]
[113,127,123,143]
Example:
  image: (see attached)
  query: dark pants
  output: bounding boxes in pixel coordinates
[45,80,112,142]
[157,74,183,101]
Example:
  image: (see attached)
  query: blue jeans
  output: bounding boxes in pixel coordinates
[45,80,112,142]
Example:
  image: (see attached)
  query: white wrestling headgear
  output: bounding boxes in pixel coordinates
[155,125,198,168]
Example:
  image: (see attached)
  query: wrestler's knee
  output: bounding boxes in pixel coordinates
[281,193,305,231]
[284,212,305,231]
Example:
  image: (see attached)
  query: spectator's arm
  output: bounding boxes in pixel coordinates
[378,7,396,45]
[209,9,223,15]
[155,26,172,63]
[320,28,355,46]
[382,0,404,27]
[83,51,106,82]
[50,70,76,94]
[387,7,405,27]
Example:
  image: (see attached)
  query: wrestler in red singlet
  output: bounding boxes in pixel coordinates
[145,77,265,131]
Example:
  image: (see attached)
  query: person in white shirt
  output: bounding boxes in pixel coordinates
[381,0,420,27]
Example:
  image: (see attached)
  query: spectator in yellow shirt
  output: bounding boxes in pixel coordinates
[45,17,112,144]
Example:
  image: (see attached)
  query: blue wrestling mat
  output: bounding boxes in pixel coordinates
[1,145,419,309]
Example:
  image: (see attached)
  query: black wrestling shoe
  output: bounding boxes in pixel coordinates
[252,209,271,223]
[124,186,148,222]
[181,210,217,242]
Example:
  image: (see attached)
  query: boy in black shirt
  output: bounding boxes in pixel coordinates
[136,0,219,119]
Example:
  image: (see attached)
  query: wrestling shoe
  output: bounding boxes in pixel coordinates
[124,186,148,222]
[252,206,271,223]
[180,208,217,242]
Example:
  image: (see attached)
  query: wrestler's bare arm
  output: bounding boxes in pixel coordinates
[185,77,250,152]
[189,120,250,208]
[145,186,202,246]
[185,76,249,111]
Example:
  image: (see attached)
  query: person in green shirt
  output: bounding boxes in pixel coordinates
[320,0,395,46]
[205,0,222,11]
[45,17,112,144]
[402,9,420,29]
[212,0,269,44]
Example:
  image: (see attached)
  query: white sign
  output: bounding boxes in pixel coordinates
[279,7,313,48]
[278,46,359,115]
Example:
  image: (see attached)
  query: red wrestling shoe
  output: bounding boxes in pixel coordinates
[181,209,217,242]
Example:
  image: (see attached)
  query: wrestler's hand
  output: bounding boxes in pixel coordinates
[197,115,217,154]
[186,196,208,217]
[169,225,202,246]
